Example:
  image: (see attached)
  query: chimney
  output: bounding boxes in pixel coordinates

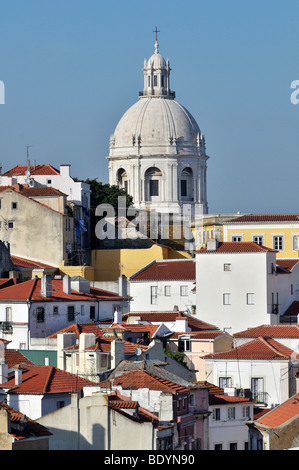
[114,308,122,325]
[207,238,219,251]
[111,339,125,369]
[14,367,22,386]
[118,275,127,297]
[63,275,71,294]
[41,275,52,298]
[174,315,190,332]
[60,164,71,178]
[79,333,96,351]
[0,362,8,385]
[57,332,77,370]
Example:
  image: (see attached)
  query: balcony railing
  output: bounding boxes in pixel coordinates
[252,392,268,405]
[0,322,13,333]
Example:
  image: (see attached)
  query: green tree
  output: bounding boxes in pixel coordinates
[75,178,133,210]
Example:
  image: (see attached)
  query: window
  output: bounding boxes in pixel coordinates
[180,285,188,296]
[231,235,242,242]
[181,179,187,197]
[223,293,231,305]
[253,235,264,245]
[229,443,237,450]
[219,377,232,388]
[36,307,45,323]
[53,306,58,315]
[164,285,171,296]
[149,180,159,196]
[81,305,85,316]
[242,406,250,419]
[251,377,264,403]
[47,179,52,185]
[273,235,284,251]
[150,286,158,305]
[154,75,157,86]
[228,407,235,420]
[178,336,191,352]
[224,263,231,271]
[90,305,95,320]
[293,235,299,250]
[214,443,222,450]
[246,293,255,305]
[11,202,18,210]
[67,306,75,322]
[8,221,14,229]
[57,401,65,409]
[213,408,221,421]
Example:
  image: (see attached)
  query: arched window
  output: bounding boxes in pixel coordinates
[180,167,194,201]
[117,168,128,192]
[144,167,162,201]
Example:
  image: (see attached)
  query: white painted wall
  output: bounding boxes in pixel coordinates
[129,279,196,313]
[195,250,281,333]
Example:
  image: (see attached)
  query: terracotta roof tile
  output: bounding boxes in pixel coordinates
[11,255,57,269]
[0,402,52,439]
[203,337,298,361]
[256,394,299,427]
[0,278,126,302]
[197,241,277,253]
[46,322,105,339]
[233,324,299,338]
[123,311,218,331]
[281,301,299,318]
[2,164,60,177]
[2,364,95,394]
[224,214,299,223]
[276,260,299,272]
[99,370,190,394]
[130,259,195,281]
[4,349,34,368]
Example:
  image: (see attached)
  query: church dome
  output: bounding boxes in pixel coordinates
[110,97,204,157]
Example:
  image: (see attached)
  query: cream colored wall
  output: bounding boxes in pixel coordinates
[29,194,66,213]
[0,189,72,266]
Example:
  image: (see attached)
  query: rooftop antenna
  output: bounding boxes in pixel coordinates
[26,144,33,172]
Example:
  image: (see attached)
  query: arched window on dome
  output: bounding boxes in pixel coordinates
[144,167,162,201]
[180,167,194,201]
[117,168,129,193]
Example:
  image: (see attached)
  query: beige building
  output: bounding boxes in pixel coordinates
[0,185,74,266]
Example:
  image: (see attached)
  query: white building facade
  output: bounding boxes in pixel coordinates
[195,241,294,334]
[108,37,209,215]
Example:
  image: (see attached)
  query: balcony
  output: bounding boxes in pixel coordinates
[252,392,268,405]
[0,322,13,333]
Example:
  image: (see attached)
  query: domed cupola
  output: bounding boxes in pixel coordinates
[107,30,209,215]
[140,37,175,99]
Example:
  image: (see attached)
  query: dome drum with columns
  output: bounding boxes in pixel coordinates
[107,36,209,215]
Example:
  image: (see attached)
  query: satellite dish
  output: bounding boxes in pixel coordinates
[135,348,142,356]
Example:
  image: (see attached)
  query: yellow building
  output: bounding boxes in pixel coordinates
[222,214,299,259]
[60,242,191,282]
[192,213,242,250]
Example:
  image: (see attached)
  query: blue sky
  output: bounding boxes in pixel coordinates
[0,0,299,214]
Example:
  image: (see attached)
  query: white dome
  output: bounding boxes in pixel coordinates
[110,96,204,157]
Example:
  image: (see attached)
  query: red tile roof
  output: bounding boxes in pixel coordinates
[0,278,16,288]
[123,311,218,331]
[276,260,299,272]
[5,349,34,368]
[130,259,195,281]
[46,322,106,339]
[224,214,299,223]
[18,186,66,197]
[0,278,126,302]
[2,164,60,177]
[233,324,299,339]
[197,241,277,253]
[2,364,95,394]
[170,330,228,340]
[281,301,299,318]
[11,255,57,270]
[196,381,253,405]
[203,337,298,361]
[256,393,299,427]
[0,401,52,440]
[99,370,191,394]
